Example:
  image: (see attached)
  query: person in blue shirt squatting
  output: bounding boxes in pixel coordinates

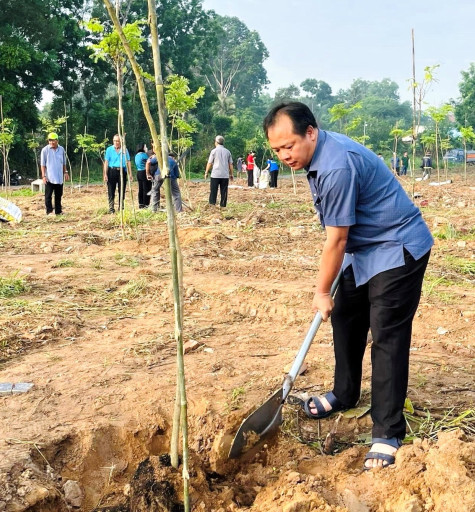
[103,134,133,214]
[264,157,280,188]
[146,148,182,213]
[135,142,151,209]
[264,102,433,470]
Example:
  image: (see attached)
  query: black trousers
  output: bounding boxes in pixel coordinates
[247,170,253,187]
[209,177,229,207]
[107,168,127,212]
[45,182,63,214]
[269,170,279,188]
[137,171,152,208]
[331,249,430,440]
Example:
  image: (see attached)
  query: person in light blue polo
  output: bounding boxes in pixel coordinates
[40,132,69,215]
[264,102,433,471]
[103,134,133,213]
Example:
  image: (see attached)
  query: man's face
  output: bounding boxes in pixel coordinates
[267,114,317,170]
[113,137,121,149]
[48,138,58,149]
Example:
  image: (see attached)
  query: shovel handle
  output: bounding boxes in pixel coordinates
[282,268,343,400]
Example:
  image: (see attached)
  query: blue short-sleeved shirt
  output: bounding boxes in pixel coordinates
[135,152,148,171]
[105,145,130,169]
[306,130,433,287]
[149,155,179,179]
[267,159,279,171]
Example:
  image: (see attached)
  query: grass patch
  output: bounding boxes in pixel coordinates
[0,298,43,314]
[404,406,475,441]
[433,223,459,240]
[120,278,150,299]
[445,256,475,276]
[228,386,246,411]
[224,202,255,215]
[0,274,30,298]
[0,188,37,198]
[52,259,77,268]
[112,208,162,226]
[91,258,103,270]
[114,253,140,268]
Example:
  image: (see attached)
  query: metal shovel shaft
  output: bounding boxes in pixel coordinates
[283,268,342,400]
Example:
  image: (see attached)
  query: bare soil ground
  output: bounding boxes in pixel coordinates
[0,173,474,512]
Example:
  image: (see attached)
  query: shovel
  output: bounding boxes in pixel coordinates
[228,269,342,459]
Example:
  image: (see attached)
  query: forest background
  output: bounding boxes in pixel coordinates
[2,0,475,180]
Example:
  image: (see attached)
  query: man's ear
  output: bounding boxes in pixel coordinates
[306,125,317,142]
[306,125,317,141]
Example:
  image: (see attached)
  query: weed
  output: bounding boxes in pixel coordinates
[114,253,140,268]
[91,258,103,269]
[52,259,76,268]
[0,274,30,298]
[114,208,161,226]
[0,298,43,314]
[228,386,246,411]
[445,256,475,276]
[433,223,458,240]
[414,372,428,389]
[225,202,254,215]
[266,201,285,210]
[120,278,149,299]
[405,407,475,441]
[0,189,36,198]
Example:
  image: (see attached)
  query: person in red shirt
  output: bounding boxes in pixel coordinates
[246,151,255,187]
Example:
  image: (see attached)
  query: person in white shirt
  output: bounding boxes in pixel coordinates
[205,135,233,207]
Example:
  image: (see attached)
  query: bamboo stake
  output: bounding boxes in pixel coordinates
[147,1,189,506]
[411,29,417,199]
[102,1,188,508]
[0,95,10,196]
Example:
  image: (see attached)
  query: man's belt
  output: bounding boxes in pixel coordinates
[109,166,126,171]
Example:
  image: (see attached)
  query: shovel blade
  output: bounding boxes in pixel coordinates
[228,388,284,459]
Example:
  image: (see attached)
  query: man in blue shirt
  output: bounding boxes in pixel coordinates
[264,158,280,188]
[264,102,433,470]
[103,134,133,213]
[40,132,69,215]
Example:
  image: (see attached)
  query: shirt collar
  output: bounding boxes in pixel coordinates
[305,129,326,173]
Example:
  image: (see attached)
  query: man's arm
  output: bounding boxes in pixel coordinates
[103,154,109,182]
[228,162,234,180]
[63,163,70,182]
[205,162,212,178]
[312,225,349,321]
[127,160,133,181]
[146,159,153,180]
[41,165,47,182]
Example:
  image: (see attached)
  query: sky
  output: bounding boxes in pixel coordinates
[201,0,474,106]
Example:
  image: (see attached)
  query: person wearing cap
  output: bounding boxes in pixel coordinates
[264,102,433,470]
[40,133,69,215]
[205,135,233,208]
[103,134,133,213]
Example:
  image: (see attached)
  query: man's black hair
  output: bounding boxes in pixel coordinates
[136,142,146,153]
[263,102,318,138]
